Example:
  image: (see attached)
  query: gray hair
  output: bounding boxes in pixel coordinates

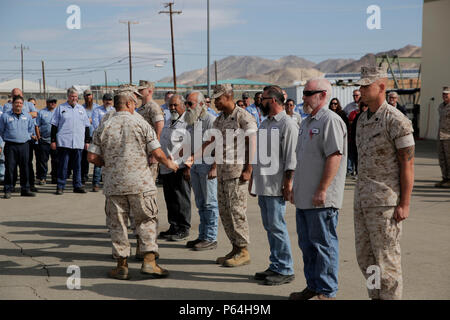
[388,91,398,98]
[308,78,332,102]
[187,90,205,105]
[67,87,79,96]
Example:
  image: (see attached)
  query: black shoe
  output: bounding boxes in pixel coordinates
[289,287,318,300]
[186,238,202,248]
[193,240,217,251]
[4,193,11,199]
[254,268,278,280]
[30,186,38,192]
[51,179,57,184]
[55,189,64,195]
[73,187,87,194]
[21,190,36,197]
[158,228,177,240]
[37,180,46,186]
[168,230,189,242]
[264,273,295,286]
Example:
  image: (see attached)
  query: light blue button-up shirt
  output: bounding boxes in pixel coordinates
[246,103,262,127]
[0,110,35,144]
[82,103,99,137]
[51,102,90,150]
[207,107,218,117]
[36,107,55,144]
[92,104,114,130]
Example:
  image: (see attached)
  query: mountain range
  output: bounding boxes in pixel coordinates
[159,45,421,87]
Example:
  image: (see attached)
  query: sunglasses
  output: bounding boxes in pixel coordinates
[330,102,338,105]
[184,101,196,107]
[303,90,325,97]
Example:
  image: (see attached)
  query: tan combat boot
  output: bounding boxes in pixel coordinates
[108,257,130,280]
[216,245,239,265]
[141,252,169,278]
[222,246,251,267]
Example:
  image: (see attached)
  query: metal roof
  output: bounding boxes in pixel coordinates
[193,79,271,87]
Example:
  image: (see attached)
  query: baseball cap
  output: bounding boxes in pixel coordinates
[355,66,388,86]
[212,84,233,99]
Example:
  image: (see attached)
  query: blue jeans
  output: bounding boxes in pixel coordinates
[296,207,339,298]
[190,164,219,241]
[258,196,294,275]
[347,157,355,175]
[93,165,102,186]
[57,147,82,189]
[0,142,5,181]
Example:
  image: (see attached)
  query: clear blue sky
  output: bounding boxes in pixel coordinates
[0,0,423,88]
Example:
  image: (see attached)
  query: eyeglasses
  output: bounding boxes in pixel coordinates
[169,103,179,107]
[303,90,325,97]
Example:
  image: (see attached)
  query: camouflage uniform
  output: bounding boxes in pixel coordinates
[355,100,414,300]
[137,100,165,182]
[438,101,450,180]
[88,111,161,258]
[213,106,257,247]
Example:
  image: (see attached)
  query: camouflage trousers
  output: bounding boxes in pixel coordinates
[127,163,158,234]
[354,206,403,300]
[438,140,450,180]
[105,192,159,258]
[217,178,250,247]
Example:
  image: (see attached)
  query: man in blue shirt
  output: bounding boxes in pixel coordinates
[90,93,114,192]
[246,92,263,127]
[81,89,99,185]
[35,97,58,185]
[4,88,39,191]
[51,88,91,195]
[205,95,219,117]
[0,96,36,198]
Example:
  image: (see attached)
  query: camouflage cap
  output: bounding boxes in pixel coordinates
[355,66,389,86]
[443,86,450,93]
[115,84,142,97]
[137,80,155,90]
[212,84,233,99]
[83,89,93,96]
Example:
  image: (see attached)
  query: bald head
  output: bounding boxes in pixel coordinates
[11,88,23,97]
[302,78,332,115]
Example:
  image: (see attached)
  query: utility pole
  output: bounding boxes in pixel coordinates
[14,44,29,93]
[207,0,211,96]
[215,60,218,86]
[119,20,139,85]
[159,2,182,92]
[42,60,46,100]
[104,70,108,92]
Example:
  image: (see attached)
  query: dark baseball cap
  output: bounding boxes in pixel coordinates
[103,93,113,100]
[46,97,57,103]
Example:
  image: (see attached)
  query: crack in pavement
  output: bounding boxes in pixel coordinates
[0,234,53,282]
[0,285,48,300]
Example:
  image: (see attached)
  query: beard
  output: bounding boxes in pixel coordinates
[260,103,270,117]
[185,104,207,126]
[302,103,314,114]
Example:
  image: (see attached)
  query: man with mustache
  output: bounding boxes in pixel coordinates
[183,90,219,251]
[289,78,347,300]
[250,85,298,286]
[158,94,192,242]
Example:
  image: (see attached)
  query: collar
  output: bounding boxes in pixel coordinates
[171,111,186,127]
[269,110,286,122]
[310,106,327,121]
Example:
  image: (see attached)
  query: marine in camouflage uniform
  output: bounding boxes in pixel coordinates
[137,80,165,182]
[354,67,415,300]
[435,86,450,188]
[88,89,176,279]
[209,84,257,267]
